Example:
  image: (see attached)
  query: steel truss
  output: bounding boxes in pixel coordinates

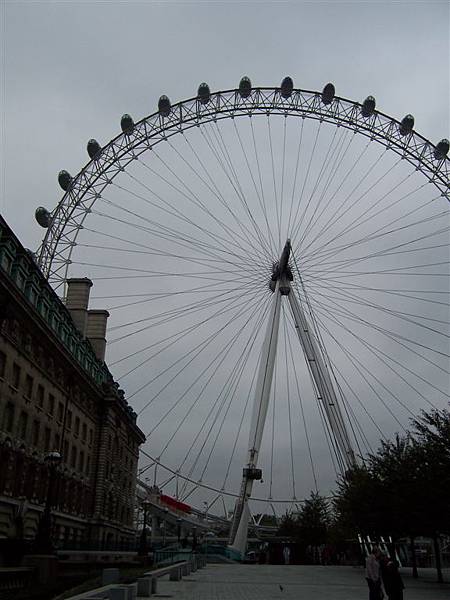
[228,241,356,556]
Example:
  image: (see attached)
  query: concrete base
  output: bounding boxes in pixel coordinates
[23,554,58,584]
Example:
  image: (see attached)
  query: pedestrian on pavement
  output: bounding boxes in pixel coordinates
[366,546,384,600]
[384,560,405,600]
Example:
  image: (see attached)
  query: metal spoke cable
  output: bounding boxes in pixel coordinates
[298,211,450,272]
[107,178,265,269]
[301,183,430,270]
[302,238,449,275]
[300,194,442,268]
[280,116,287,246]
[91,198,266,272]
[289,120,322,246]
[306,280,450,333]
[309,304,408,429]
[300,151,398,257]
[291,258,363,459]
[81,225,261,275]
[109,286,260,367]
[212,120,273,261]
[286,117,305,237]
[250,116,277,254]
[132,286,265,406]
[232,118,276,255]
[311,297,444,409]
[147,291,268,450]
[114,286,263,377]
[197,303,270,484]
[173,132,272,265]
[109,279,262,335]
[136,148,264,261]
[200,123,272,263]
[177,299,271,493]
[295,125,342,249]
[303,281,449,364]
[302,167,422,265]
[298,128,355,248]
[165,132,271,265]
[267,115,281,250]
[284,320,319,493]
[297,141,383,255]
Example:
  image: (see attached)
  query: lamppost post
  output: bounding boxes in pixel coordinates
[176,517,182,544]
[162,508,168,547]
[34,451,62,554]
[138,501,150,556]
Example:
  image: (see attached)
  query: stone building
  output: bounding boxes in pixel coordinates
[0,215,145,549]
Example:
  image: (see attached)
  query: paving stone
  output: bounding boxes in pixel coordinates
[136,564,450,600]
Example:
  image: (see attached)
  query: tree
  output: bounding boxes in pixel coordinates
[297,492,331,548]
[333,409,450,582]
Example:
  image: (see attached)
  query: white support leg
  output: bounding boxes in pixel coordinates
[287,291,356,470]
[228,281,282,556]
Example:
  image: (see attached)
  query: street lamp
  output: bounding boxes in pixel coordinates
[176,517,182,544]
[34,451,62,554]
[162,507,168,547]
[138,500,150,556]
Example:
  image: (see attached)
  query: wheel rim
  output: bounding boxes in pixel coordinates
[37,83,450,514]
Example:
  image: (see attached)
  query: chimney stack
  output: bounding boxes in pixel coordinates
[65,278,93,337]
[86,310,110,362]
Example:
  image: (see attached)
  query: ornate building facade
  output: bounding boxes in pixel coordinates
[0,216,145,549]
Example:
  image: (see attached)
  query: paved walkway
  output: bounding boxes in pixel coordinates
[149,564,449,600]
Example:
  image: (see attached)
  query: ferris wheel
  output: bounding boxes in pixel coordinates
[36,77,449,555]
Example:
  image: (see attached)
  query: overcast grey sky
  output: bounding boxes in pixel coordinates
[2,0,448,243]
[1,0,449,512]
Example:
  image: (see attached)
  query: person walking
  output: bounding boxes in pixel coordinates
[366,546,384,600]
[384,560,405,600]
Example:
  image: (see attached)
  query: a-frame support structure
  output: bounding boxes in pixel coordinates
[228,240,356,557]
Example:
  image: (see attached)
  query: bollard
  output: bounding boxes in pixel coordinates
[137,577,152,597]
[169,566,181,581]
[108,586,128,600]
[102,568,120,585]
[125,584,137,600]
[151,577,158,594]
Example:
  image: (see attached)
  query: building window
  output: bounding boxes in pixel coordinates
[74,416,80,437]
[25,374,33,399]
[57,402,64,423]
[18,411,28,440]
[67,410,72,430]
[0,351,6,378]
[82,422,87,442]
[32,420,40,446]
[89,429,93,445]
[4,402,15,432]
[44,427,51,452]
[79,451,85,472]
[48,394,55,416]
[12,363,21,389]
[70,446,77,469]
[36,384,44,408]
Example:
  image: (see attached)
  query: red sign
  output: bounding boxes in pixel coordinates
[160,494,191,514]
